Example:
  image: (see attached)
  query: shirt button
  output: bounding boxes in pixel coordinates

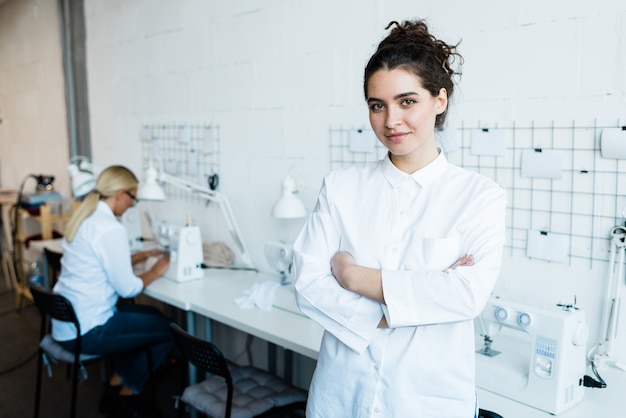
[374,408,380,413]
[399,209,406,215]
[374,364,379,371]
[392,247,398,253]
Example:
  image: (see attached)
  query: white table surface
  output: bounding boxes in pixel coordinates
[28,238,63,253]
[147,270,626,417]
[144,269,324,360]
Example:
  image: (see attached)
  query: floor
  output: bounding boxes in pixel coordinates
[0,279,186,418]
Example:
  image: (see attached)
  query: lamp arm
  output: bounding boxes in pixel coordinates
[213,195,255,269]
[79,161,98,173]
[157,171,255,269]
[70,155,98,174]
[157,171,218,199]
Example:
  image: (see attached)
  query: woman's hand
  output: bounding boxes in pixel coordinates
[149,256,170,276]
[131,248,168,265]
[448,254,474,270]
[140,254,170,288]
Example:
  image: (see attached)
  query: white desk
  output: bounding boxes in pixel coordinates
[144,270,323,360]
[146,272,626,417]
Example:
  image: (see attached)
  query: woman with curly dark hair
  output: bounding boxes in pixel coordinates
[294,20,506,417]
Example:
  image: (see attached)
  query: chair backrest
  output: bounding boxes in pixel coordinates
[170,323,234,416]
[43,247,62,287]
[479,409,504,418]
[29,285,80,334]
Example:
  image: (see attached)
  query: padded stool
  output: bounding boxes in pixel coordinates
[171,323,307,418]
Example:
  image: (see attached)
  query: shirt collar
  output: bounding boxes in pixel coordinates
[97,200,117,219]
[381,150,448,188]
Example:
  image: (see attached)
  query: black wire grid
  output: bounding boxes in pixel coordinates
[140,124,220,202]
[329,121,626,267]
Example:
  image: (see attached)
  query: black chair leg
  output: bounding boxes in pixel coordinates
[70,358,80,418]
[146,349,156,402]
[34,349,44,418]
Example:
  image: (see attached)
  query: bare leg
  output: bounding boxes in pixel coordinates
[109,373,135,396]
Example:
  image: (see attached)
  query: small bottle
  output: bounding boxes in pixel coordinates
[29,257,44,287]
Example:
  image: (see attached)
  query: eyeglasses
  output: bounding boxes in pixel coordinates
[125,190,139,206]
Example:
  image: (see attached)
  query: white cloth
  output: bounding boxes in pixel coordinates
[234,280,280,310]
[293,152,506,418]
[52,201,144,341]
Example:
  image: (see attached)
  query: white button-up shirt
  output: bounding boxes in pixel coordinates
[293,152,506,418]
[52,201,143,341]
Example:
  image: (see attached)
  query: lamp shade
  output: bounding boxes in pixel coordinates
[68,163,96,197]
[271,175,306,219]
[137,166,166,201]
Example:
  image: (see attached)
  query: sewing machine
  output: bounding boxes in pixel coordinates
[164,223,204,282]
[121,207,143,251]
[475,296,588,415]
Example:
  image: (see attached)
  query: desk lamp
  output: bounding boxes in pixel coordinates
[592,225,626,372]
[266,173,307,284]
[137,165,256,272]
[67,156,97,199]
[271,174,306,219]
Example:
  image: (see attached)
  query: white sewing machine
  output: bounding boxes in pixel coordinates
[164,223,204,282]
[121,207,143,252]
[475,296,589,415]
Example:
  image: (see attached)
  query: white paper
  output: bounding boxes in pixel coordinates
[521,149,563,179]
[150,138,163,160]
[600,128,626,159]
[187,148,198,175]
[164,159,181,176]
[140,127,152,142]
[349,129,377,153]
[470,129,506,156]
[526,230,569,264]
[178,126,191,144]
[203,127,215,154]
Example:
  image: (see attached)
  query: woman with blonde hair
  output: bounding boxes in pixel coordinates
[53,165,172,417]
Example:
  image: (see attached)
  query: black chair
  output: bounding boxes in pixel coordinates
[43,247,62,288]
[479,408,504,418]
[170,323,307,418]
[30,285,102,418]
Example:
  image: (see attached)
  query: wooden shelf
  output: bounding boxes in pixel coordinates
[13,201,77,310]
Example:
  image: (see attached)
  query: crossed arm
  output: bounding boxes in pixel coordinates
[330,251,474,327]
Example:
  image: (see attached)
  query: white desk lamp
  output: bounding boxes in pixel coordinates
[593,225,626,371]
[138,165,256,272]
[68,155,97,198]
[271,174,306,219]
[265,173,307,284]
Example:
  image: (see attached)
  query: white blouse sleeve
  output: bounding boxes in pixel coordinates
[381,184,507,327]
[293,179,384,354]
[95,226,144,298]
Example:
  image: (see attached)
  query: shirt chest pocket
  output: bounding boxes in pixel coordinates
[403,235,461,271]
